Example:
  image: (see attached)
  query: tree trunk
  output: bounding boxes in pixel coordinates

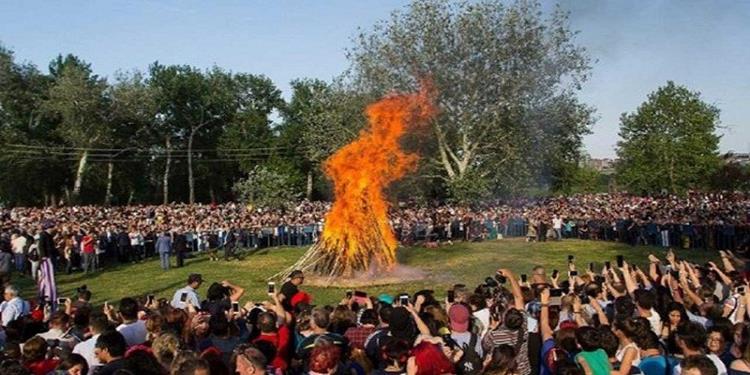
[72,150,88,202]
[163,137,171,205]
[188,130,196,204]
[306,169,313,200]
[105,161,114,205]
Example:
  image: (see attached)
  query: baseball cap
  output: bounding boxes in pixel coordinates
[449,304,471,333]
[377,294,394,305]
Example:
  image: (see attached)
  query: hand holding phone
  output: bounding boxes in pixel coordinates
[447,290,455,303]
[551,269,559,279]
[399,294,410,306]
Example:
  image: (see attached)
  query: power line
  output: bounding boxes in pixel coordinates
[2,143,310,153]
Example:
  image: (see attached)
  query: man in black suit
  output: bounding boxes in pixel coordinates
[116,229,130,263]
[173,229,187,268]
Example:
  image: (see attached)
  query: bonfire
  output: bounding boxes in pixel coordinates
[279,86,434,281]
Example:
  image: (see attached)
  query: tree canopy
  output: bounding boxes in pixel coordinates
[615,81,722,194]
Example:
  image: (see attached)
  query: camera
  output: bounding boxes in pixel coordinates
[494,272,507,285]
[485,277,499,288]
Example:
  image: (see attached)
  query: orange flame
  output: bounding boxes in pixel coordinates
[315,86,435,277]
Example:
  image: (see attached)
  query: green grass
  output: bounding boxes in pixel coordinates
[15,239,719,306]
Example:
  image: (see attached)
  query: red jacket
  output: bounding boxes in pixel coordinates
[252,324,290,370]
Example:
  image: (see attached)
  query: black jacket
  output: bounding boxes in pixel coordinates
[38,231,57,259]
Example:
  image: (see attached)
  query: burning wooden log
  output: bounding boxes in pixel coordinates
[275,86,434,282]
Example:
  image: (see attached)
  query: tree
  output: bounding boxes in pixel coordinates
[218,73,284,173]
[148,64,235,204]
[232,164,303,209]
[278,79,372,200]
[0,45,68,205]
[43,54,110,203]
[616,81,721,194]
[347,0,593,199]
[103,71,158,204]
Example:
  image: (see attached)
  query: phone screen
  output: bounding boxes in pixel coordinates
[57,298,66,305]
[267,282,275,294]
[570,270,578,277]
[521,274,527,283]
[180,292,188,302]
[399,295,409,305]
[232,302,240,312]
[568,255,574,263]
[605,261,611,270]
[551,270,559,279]
[589,262,594,272]
[447,290,455,303]
[550,288,564,297]
[616,255,624,268]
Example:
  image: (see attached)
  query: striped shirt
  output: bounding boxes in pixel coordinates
[482,310,531,375]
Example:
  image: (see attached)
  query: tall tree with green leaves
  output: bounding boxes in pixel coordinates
[103,71,158,204]
[347,0,593,200]
[218,73,283,172]
[0,44,67,205]
[616,81,721,194]
[44,54,110,203]
[278,79,372,199]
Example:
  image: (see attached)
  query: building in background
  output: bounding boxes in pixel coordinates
[723,151,750,166]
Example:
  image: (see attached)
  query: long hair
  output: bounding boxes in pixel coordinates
[485,344,518,375]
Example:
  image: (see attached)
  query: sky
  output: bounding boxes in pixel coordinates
[1,0,748,158]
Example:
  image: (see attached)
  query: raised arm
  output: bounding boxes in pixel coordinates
[222,280,245,302]
[539,288,553,341]
[499,268,524,311]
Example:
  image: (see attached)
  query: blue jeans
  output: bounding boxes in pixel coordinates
[14,253,25,273]
[160,252,170,270]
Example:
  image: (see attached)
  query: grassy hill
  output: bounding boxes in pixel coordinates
[14,238,718,306]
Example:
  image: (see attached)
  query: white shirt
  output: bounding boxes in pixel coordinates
[12,236,27,254]
[553,218,563,229]
[673,353,727,375]
[0,297,29,326]
[451,331,483,357]
[171,286,201,310]
[116,320,147,347]
[643,308,663,336]
[473,308,490,338]
[73,333,101,375]
[37,327,79,351]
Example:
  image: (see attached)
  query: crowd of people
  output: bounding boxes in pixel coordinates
[2,246,750,375]
[0,192,748,280]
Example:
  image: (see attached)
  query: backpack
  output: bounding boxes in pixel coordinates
[456,333,483,375]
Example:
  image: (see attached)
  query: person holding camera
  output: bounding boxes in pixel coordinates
[483,268,531,375]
